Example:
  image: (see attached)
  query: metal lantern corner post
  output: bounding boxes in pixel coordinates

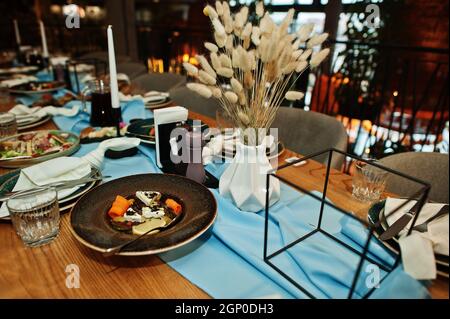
[263,148,431,299]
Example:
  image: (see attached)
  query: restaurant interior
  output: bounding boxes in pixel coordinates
[0,0,448,301]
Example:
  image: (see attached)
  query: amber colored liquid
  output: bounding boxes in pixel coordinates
[90,92,116,127]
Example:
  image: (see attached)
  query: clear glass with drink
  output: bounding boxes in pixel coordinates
[7,187,60,247]
[0,112,17,138]
[352,160,388,202]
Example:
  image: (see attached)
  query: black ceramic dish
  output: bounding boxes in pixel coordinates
[69,173,217,255]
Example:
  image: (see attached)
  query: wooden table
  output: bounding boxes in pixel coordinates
[0,101,448,299]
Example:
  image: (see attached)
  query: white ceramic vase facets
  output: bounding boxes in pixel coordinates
[219,136,280,213]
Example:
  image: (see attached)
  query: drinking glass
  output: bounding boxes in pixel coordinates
[352,160,388,202]
[0,112,17,137]
[0,85,10,106]
[7,187,60,247]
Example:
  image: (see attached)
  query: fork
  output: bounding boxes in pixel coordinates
[103,212,184,257]
[412,205,449,233]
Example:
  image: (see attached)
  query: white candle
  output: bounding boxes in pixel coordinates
[13,20,21,46]
[107,25,120,109]
[39,20,49,58]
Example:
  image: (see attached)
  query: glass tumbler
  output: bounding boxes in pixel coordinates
[0,112,17,138]
[352,160,388,202]
[7,187,60,247]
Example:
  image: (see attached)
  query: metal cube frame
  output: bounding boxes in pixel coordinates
[263,148,431,299]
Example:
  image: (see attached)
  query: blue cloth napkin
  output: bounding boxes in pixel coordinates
[50,99,429,299]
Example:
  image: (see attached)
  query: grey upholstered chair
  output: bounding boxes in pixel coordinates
[169,85,221,119]
[78,51,132,64]
[379,152,449,203]
[131,73,186,93]
[116,62,147,80]
[271,107,348,169]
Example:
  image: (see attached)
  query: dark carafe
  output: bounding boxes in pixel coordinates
[82,80,117,127]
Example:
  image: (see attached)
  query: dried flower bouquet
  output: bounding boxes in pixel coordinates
[184,1,330,145]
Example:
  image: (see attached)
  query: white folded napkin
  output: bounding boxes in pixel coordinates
[1,76,38,88]
[81,137,141,170]
[117,73,130,84]
[202,133,276,165]
[0,137,141,218]
[384,198,449,279]
[202,134,224,165]
[80,74,95,84]
[0,157,91,218]
[50,56,70,65]
[119,90,169,103]
[9,104,80,124]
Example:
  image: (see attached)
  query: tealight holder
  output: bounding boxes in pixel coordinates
[264,148,430,299]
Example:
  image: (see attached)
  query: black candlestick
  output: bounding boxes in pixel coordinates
[112,107,122,137]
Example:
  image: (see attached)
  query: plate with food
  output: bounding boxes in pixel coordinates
[80,125,128,144]
[0,166,102,221]
[9,81,66,95]
[125,119,209,146]
[0,130,80,168]
[31,92,77,107]
[70,173,217,255]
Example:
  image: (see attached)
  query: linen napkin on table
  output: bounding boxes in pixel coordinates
[0,137,140,218]
[119,90,169,103]
[384,198,449,279]
[1,75,38,88]
[81,137,141,170]
[9,104,80,124]
[202,133,276,165]
[0,157,91,218]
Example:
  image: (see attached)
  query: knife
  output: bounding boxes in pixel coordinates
[379,199,423,241]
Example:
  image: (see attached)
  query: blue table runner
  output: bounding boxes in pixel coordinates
[49,99,430,299]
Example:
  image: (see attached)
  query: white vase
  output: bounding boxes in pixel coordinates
[219,137,280,212]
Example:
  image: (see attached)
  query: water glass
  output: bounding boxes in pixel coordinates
[352,160,388,202]
[0,85,10,105]
[7,187,60,247]
[0,112,17,137]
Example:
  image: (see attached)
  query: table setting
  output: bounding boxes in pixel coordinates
[0,2,448,300]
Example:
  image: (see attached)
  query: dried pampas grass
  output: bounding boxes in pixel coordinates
[285,91,305,101]
[186,2,329,134]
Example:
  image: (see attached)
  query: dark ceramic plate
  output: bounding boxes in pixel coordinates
[368,200,449,276]
[126,119,209,146]
[70,173,217,255]
[9,81,65,95]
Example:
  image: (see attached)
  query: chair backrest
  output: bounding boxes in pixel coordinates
[169,86,221,119]
[379,152,449,203]
[131,73,186,93]
[116,62,147,80]
[271,107,348,168]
